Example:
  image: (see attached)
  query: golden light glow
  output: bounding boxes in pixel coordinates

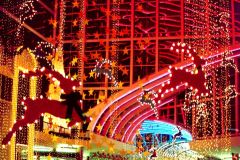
[10,49,37,160]
[28,76,37,160]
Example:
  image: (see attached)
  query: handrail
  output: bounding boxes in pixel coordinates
[35,121,90,140]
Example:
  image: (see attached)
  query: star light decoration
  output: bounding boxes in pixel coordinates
[17,0,37,36]
[71,57,78,66]
[48,18,58,28]
[138,90,159,119]
[92,59,118,87]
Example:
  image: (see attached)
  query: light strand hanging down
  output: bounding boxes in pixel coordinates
[33,41,55,68]
[17,0,37,36]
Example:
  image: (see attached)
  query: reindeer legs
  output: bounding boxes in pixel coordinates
[67,119,78,128]
[2,117,34,145]
[2,103,40,145]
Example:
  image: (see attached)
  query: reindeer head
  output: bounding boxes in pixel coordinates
[192,54,206,70]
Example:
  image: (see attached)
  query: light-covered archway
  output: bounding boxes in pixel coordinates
[86,47,240,143]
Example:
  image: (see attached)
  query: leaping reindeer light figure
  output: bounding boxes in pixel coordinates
[2,68,91,145]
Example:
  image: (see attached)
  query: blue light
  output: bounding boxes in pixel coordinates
[139,120,193,141]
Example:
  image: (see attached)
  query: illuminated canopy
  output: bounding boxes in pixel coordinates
[87,48,240,143]
[139,120,193,142]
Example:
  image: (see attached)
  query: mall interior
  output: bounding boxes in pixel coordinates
[0,0,240,159]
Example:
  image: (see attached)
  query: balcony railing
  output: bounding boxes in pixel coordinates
[35,120,90,140]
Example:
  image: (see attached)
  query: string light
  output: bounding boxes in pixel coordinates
[107,0,120,142]
[77,0,85,83]
[27,74,37,160]
[17,0,37,36]
[3,48,38,159]
[184,0,233,155]
[224,85,237,106]
[33,41,55,68]
[0,94,11,159]
[53,0,65,76]
[89,151,128,159]
[157,142,204,159]
[0,0,238,159]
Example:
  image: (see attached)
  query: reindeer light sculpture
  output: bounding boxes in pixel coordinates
[154,42,209,105]
[138,43,209,119]
[2,67,91,145]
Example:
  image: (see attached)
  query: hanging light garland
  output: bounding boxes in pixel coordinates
[33,41,55,68]
[184,0,234,152]
[17,0,37,36]
[108,0,121,142]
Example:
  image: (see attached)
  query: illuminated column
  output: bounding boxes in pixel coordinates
[109,0,120,139]
[53,0,58,40]
[10,60,19,160]
[28,77,37,160]
[78,0,86,94]
[52,0,65,76]
[205,0,210,55]
[105,0,110,97]
[12,49,37,160]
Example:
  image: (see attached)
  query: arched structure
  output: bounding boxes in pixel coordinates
[87,47,240,143]
[11,49,38,160]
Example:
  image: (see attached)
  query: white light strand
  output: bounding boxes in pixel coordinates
[32,41,55,68]
[17,0,37,36]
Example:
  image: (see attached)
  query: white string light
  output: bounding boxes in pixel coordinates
[32,41,55,68]
[16,0,37,36]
